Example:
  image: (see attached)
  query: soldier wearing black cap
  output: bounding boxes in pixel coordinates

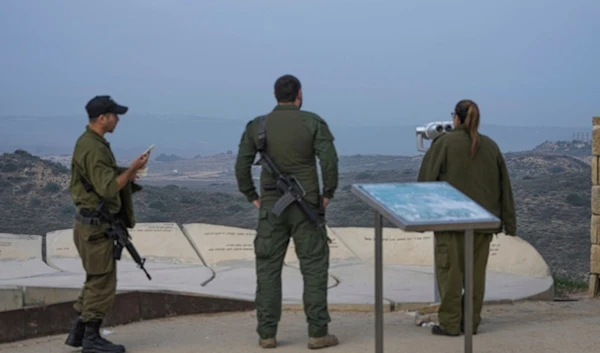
[64,95,149,353]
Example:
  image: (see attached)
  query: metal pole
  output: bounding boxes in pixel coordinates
[464,229,474,353]
[374,212,384,353]
[433,235,440,303]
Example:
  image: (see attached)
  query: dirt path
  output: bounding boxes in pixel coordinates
[2,297,599,353]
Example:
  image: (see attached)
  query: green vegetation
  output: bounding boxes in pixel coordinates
[42,182,61,193]
[553,274,589,297]
[565,193,587,207]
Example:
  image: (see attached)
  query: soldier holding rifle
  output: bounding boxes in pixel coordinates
[64,95,150,353]
[235,74,340,349]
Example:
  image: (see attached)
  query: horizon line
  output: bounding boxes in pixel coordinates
[0,114,591,130]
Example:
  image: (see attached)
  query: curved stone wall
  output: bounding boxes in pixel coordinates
[329,227,551,278]
[0,222,555,313]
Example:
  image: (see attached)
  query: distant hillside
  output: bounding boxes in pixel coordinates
[155,153,184,162]
[532,140,591,157]
[0,150,257,236]
[531,140,592,166]
[0,146,592,281]
[0,150,74,233]
[334,142,591,180]
[502,151,591,179]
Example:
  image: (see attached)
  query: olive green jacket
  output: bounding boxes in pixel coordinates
[417,129,517,235]
[70,126,141,228]
[234,105,339,206]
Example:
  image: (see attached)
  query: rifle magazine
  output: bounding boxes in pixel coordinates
[271,192,296,216]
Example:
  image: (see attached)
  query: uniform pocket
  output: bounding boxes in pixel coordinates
[74,222,114,275]
[80,222,110,242]
[254,208,274,259]
[293,217,329,261]
[435,243,450,270]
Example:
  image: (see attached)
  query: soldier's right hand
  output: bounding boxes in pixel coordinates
[131,153,149,171]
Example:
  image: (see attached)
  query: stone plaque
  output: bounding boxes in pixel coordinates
[182,223,257,266]
[0,233,42,261]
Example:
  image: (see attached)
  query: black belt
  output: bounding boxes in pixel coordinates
[75,208,104,225]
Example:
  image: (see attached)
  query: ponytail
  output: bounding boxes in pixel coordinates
[465,103,480,159]
[455,99,481,159]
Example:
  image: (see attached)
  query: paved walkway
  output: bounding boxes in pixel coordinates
[2,297,599,353]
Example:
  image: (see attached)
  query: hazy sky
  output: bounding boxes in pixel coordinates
[0,0,598,127]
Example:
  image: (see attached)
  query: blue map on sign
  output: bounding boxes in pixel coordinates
[354,182,498,224]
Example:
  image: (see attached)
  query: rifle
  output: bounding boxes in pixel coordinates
[254,115,330,242]
[74,164,152,280]
[94,201,152,280]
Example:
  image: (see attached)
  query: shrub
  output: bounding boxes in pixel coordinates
[565,193,586,207]
[42,182,61,193]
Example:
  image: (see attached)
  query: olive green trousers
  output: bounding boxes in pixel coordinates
[254,201,331,339]
[434,231,493,334]
[72,220,118,323]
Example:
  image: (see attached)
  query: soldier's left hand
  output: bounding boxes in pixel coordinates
[131,153,149,170]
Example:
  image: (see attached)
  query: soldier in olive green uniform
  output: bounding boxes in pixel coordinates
[417,99,517,336]
[235,75,340,349]
[64,95,149,353]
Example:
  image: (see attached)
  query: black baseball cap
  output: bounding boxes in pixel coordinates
[85,95,128,118]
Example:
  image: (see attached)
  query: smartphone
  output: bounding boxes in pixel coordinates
[143,144,155,155]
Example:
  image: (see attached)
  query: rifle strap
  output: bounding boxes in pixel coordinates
[257,115,268,153]
[72,161,103,201]
[71,160,116,226]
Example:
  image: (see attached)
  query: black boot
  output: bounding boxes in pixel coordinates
[65,314,85,347]
[431,325,460,337]
[81,320,126,353]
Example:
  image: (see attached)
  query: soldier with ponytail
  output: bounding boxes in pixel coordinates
[418,99,517,337]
